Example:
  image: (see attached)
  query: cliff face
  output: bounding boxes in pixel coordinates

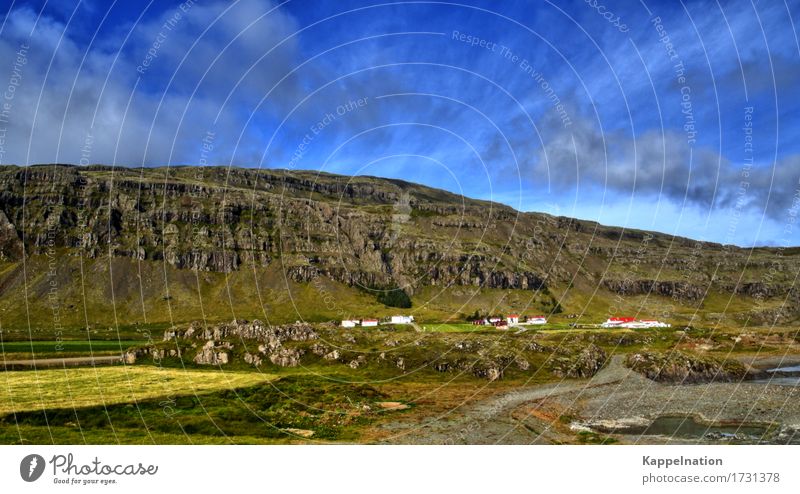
[0,164,558,291]
[1,164,799,325]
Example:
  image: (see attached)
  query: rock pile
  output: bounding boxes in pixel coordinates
[551,344,607,378]
[193,340,231,365]
[165,319,318,367]
[625,351,753,383]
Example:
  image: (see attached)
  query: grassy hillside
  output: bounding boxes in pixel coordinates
[0,164,797,335]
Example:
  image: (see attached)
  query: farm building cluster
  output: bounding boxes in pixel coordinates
[340,315,414,328]
[469,314,670,330]
[339,314,671,330]
[472,314,548,329]
[600,317,671,328]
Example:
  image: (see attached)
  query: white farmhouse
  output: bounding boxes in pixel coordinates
[506,314,520,325]
[361,319,379,327]
[639,320,671,328]
[601,317,670,328]
[390,315,414,324]
[340,319,359,328]
[526,316,547,325]
[601,317,635,328]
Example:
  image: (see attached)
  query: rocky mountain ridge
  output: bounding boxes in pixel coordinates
[1,164,798,326]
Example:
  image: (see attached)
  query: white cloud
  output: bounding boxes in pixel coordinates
[0,1,309,167]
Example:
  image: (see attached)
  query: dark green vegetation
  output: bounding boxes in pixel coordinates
[0,340,141,359]
[376,286,413,308]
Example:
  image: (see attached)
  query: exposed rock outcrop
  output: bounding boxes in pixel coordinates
[602,279,706,301]
[243,352,262,366]
[625,351,752,383]
[193,340,230,365]
[472,362,503,381]
[166,320,318,345]
[0,209,22,261]
[551,344,607,378]
[431,357,505,381]
[268,347,304,367]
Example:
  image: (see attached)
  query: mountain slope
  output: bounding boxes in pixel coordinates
[0,164,798,330]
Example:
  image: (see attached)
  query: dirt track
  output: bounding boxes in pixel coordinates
[376,355,800,444]
[377,356,633,444]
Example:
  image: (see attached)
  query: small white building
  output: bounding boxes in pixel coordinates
[526,316,547,325]
[390,315,414,324]
[361,319,379,327]
[341,319,359,328]
[639,320,671,328]
[601,317,635,328]
[601,317,670,329]
[506,314,520,325]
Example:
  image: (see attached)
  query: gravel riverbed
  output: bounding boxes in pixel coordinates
[376,355,800,444]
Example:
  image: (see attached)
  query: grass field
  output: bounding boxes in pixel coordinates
[0,325,794,444]
[421,323,496,333]
[1,340,142,355]
[0,339,147,361]
[0,374,397,444]
[0,366,277,415]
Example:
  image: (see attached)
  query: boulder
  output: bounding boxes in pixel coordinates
[193,340,230,365]
[552,344,607,378]
[625,351,751,383]
[244,352,262,366]
[269,347,304,367]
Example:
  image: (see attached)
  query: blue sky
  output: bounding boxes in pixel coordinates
[1,0,799,246]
